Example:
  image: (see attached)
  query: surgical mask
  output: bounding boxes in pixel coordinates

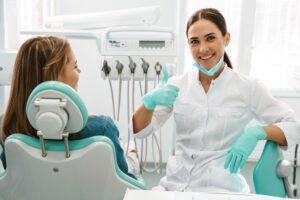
[193,55,224,76]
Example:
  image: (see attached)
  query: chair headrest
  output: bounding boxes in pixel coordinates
[26,81,88,140]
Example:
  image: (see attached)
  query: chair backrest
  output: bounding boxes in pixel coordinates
[0,81,147,200]
[0,134,146,200]
[253,140,286,197]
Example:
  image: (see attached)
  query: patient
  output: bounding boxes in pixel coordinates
[0,36,137,179]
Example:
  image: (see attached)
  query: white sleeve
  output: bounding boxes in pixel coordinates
[250,79,300,149]
[130,105,173,139]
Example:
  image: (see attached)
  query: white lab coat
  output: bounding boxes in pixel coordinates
[133,66,300,192]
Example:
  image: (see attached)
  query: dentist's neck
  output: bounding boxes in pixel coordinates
[198,62,225,84]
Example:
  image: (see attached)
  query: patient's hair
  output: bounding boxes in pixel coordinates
[1,36,71,143]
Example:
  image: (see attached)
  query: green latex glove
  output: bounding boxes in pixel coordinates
[142,68,179,110]
[224,125,267,173]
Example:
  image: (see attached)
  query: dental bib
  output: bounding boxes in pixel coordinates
[193,55,224,76]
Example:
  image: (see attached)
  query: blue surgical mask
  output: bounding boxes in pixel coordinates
[193,55,224,76]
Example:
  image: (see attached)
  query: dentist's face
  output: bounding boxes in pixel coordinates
[57,49,81,91]
[187,19,230,70]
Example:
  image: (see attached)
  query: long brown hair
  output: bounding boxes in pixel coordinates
[1,36,71,143]
[186,8,233,69]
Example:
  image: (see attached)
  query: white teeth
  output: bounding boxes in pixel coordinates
[200,55,212,60]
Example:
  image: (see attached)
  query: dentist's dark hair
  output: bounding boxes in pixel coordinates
[186,8,233,69]
[1,36,71,143]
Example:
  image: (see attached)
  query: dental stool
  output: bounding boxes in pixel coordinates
[253,140,297,198]
[0,81,146,200]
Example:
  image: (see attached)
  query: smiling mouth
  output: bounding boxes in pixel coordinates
[199,55,213,60]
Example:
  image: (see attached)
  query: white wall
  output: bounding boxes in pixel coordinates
[0,0,4,49]
[0,0,7,113]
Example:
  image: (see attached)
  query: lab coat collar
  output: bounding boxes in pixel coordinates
[193,64,230,85]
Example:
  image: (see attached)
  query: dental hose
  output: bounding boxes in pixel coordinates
[142,63,163,173]
[131,72,139,159]
[116,60,123,122]
[126,73,139,157]
[117,74,122,121]
[139,59,163,173]
[125,56,139,159]
[139,58,149,174]
[101,59,116,120]
[139,78,162,173]
[293,144,298,196]
[155,63,163,174]
[108,79,116,120]
[126,79,130,156]
[142,67,163,173]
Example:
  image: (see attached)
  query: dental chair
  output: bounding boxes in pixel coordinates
[0,81,146,200]
[253,140,297,198]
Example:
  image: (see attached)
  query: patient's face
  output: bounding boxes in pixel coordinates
[57,49,81,91]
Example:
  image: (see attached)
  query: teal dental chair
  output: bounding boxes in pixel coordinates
[0,81,146,200]
[253,140,297,198]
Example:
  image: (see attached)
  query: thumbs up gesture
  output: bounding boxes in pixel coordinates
[142,68,179,110]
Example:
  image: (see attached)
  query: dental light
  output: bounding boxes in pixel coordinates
[45,6,160,30]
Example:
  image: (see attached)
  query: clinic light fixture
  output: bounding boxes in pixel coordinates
[44,6,160,30]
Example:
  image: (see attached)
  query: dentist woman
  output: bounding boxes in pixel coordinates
[132,8,300,192]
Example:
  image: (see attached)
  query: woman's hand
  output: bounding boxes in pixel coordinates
[142,68,179,110]
[224,125,267,173]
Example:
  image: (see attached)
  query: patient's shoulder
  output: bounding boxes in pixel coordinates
[104,116,118,131]
[88,115,113,123]
[87,115,117,131]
